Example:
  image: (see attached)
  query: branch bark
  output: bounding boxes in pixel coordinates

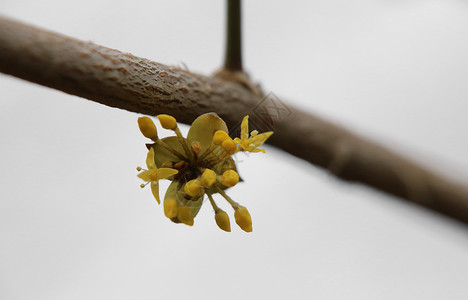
[1,16,468,225]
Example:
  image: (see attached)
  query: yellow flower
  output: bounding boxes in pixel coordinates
[234,115,273,153]
[136,113,272,232]
[137,148,178,204]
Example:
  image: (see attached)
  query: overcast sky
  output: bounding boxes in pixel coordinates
[1,1,468,299]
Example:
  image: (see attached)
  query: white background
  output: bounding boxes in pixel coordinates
[1,1,468,299]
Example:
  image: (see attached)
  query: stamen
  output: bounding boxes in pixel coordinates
[191,141,202,155]
[174,126,194,163]
[156,114,193,162]
[198,144,216,162]
[174,161,187,170]
[161,161,173,168]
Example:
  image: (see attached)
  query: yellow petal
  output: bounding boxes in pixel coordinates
[157,168,179,179]
[250,148,265,153]
[137,170,152,182]
[146,148,156,169]
[151,181,160,204]
[240,115,249,140]
[249,131,273,147]
[187,113,229,151]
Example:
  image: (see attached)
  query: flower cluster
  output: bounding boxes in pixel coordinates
[136,113,273,232]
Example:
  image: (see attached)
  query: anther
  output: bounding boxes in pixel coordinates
[191,141,202,154]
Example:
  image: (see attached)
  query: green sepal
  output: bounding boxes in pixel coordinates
[187,113,228,152]
[152,136,186,168]
[164,181,204,223]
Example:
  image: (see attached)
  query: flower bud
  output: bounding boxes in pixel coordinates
[157,114,177,130]
[200,169,217,187]
[163,198,178,218]
[178,206,194,226]
[138,116,158,140]
[234,206,252,232]
[221,139,237,154]
[184,179,204,197]
[215,210,231,232]
[213,130,230,145]
[220,170,239,187]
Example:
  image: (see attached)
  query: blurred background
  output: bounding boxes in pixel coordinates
[1,1,468,299]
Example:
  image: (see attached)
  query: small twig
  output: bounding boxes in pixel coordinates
[1,16,468,226]
[224,0,243,71]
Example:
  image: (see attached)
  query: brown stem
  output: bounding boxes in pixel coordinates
[1,16,468,225]
[224,0,243,71]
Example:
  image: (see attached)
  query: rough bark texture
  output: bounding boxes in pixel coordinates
[1,16,468,225]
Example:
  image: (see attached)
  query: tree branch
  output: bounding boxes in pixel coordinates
[1,16,468,225]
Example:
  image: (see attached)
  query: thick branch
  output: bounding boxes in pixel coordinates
[1,16,468,225]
